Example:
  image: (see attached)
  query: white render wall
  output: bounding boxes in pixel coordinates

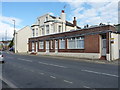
[15,26,32,53]
[32,12,77,37]
[111,33,119,60]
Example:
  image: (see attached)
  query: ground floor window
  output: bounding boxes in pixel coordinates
[59,39,65,49]
[39,41,44,49]
[68,37,84,49]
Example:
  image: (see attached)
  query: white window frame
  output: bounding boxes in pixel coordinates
[51,24,53,33]
[59,39,65,49]
[42,28,44,35]
[68,37,75,49]
[46,25,49,34]
[58,25,61,32]
[46,16,48,22]
[68,37,84,49]
[39,41,44,49]
[76,37,84,49]
[32,29,35,37]
[36,28,38,36]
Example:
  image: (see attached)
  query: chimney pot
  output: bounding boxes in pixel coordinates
[74,17,76,20]
[62,10,64,13]
[73,17,77,26]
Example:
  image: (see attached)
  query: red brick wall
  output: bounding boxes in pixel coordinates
[28,25,115,53]
[84,34,100,53]
[29,42,32,52]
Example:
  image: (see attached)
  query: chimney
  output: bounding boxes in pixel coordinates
[60,10,66,22]
[62,10,64,13]
[73,17,77,26]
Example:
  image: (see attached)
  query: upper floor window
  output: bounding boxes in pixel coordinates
[32,29,35,37]
[36,28,38,36]
[58,25,61,32]
[51,24,53,33]
[38,19,40,27]
[46,25,49,34]
[46,17,48,21]
[42,28,44,35]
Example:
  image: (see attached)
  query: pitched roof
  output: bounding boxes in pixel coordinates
[50,15,56,19]
[66,21,81,29]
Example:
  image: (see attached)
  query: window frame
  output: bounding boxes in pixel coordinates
[32,29,35,37]
[46,25,49,34]
[67,37,84,49]
[58,25,61,32]
[59,39,65,49]
[39,41,44,49]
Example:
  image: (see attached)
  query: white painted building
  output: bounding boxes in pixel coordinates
[111,32,120,60]
[14,26,32,53]
[31,10,80,37]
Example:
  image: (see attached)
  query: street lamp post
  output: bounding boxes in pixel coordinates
[12,19,16,53]
[12,19,15,37]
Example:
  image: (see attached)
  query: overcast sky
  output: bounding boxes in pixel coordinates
[0,0,119,41]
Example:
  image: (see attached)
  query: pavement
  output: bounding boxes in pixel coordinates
[2,51,119,88]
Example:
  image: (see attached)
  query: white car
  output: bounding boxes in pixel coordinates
[0,51,4,63]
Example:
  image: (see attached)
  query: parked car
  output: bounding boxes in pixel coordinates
[0,51,4,63]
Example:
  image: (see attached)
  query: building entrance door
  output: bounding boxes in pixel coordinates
[101,39,106,56]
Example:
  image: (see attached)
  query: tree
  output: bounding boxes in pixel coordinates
[8,38,14,48]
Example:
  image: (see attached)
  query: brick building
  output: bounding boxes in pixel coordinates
[28,25,120,61]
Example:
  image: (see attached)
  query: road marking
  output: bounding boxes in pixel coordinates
[7,57,14,59]
[18,58,32,62]
[63,80,73,84]
[50,76,56,79]
[38,61,67,68]
[38,72,44,75]
[1,77,18,88]
[23,67,27,70]
[49,64,67,68]
[81,69,119,77]
[83,86,91,88]
[30,70,34,72]
[39,62,49,65]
